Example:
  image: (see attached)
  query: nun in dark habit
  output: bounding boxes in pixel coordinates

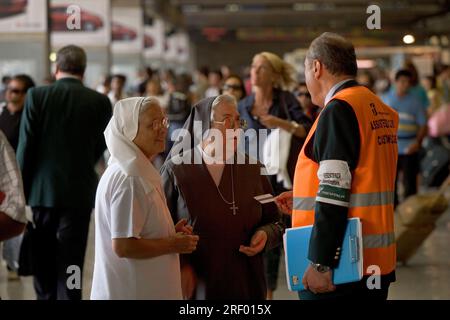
[160,94,284,300]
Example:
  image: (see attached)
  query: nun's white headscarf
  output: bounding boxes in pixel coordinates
[104,97,161,191]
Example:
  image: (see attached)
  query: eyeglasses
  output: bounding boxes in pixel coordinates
[7,87,25,95]
[223,84,242,91]
[297,92,311,99]
[214,117,247,129]
[152,117,170,130]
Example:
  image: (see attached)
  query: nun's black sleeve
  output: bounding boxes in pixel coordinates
[160,162,190,224]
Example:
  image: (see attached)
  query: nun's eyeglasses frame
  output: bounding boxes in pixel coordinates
[214,117,247,129]
[152,117,170,130]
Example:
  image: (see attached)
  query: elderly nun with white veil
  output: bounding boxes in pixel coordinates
[91,97,199,300]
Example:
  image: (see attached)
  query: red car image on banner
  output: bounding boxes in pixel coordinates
[50,4,103,32]
[0,0,28,18]
[112,21,137,41]
[144,34,154,48]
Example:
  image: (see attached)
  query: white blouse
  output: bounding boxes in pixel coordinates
[91,163,182,300]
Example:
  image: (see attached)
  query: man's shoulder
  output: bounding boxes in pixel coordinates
[323,99,355,118]
[28,84,52,97]
[79,85,110,102]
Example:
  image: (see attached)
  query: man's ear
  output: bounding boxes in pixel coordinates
[313,60,322,80]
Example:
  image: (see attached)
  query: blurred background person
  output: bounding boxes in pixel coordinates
[222,74,246,102]
[295,82,320,122]
[220,65,231,80]
[422,75,442,116]
[190,66,209,103]
[437,65,450,104]
[0,74,34,281]
[238,51,312,300]
[404,60,430,111]
[163,73,193,160]
[160,69,176,93]
[0,131,26,244]
[136,66,154,96]
[382,69,427,207]
[357,70,375,92]
[204,69,223,98]
[0,74,35,152]
[108,74,128,107]
[145,77,168,109]
[0,75,11,102]
[96,74,112,96]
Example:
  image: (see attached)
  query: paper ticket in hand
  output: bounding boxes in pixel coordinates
[254,194,276,204]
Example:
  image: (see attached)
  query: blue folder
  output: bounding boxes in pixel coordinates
[284,218,363,291]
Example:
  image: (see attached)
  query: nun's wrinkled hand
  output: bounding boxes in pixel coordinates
[171,233,199,254]
[175,218,194,235]
[239,230,267,256]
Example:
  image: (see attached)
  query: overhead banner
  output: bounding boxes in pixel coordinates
[50,0,110,47]
[0,0,47,33]
[143,17,164,59]
[164,32,178,62]
[112,7,143,54]
[176,32,190,64]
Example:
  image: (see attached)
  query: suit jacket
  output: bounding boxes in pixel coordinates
[16,77,112,209]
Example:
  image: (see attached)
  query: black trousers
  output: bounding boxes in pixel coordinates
[31,207,91,300]
[394,153,420,207]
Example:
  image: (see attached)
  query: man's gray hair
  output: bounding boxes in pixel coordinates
[306,32,357,77]
[56,45,87,76]
[210,94,237,123]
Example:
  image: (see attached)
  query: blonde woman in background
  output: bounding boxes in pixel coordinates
[238,52,313,299]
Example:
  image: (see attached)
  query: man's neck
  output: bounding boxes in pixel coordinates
[55,72,82,81]
[321,76,354,107]
[324,76,353,96]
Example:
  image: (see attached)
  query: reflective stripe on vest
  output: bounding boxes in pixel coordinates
[293,191,395,210]
[363,232,396,249]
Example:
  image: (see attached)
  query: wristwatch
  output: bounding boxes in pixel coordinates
[310,262,331,273]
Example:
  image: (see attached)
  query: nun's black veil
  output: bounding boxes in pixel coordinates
[164,96,216,165]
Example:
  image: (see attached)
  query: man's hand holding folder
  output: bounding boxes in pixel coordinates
[302,265,336,294]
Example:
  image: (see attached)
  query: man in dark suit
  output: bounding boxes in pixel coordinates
[16,45,112,300]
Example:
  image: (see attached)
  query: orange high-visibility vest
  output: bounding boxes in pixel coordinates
[292,85,399,276]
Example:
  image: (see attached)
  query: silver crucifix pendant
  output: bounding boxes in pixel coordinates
[230,204,239,215]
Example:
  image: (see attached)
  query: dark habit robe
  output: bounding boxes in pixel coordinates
[160,97,284,300]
